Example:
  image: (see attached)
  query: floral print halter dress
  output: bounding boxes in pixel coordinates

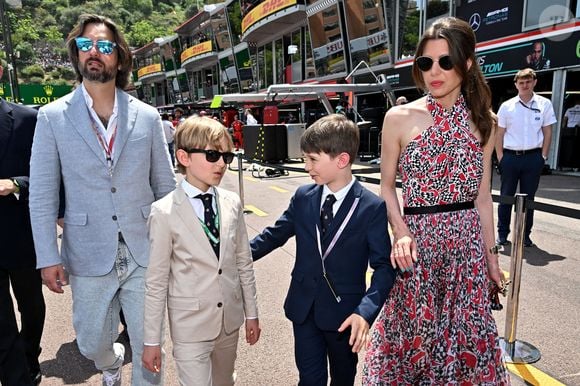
[363,94,509,385]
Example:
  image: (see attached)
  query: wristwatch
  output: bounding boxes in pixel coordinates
[489,245,499,255]
[10,178,20,194]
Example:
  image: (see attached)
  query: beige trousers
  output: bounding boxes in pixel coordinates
[173,325,239,386]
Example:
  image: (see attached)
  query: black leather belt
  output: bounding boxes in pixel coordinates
[403,201,475,215]
[503,148,541,155]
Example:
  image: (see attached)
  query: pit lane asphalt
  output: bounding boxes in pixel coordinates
[28,164,580,385]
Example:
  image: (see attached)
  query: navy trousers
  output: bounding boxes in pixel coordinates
[497,151,544,239]
[293,308,358,386]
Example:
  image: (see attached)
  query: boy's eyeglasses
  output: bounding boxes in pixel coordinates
[415,55,454,72]
[75,37,117,55]
[184,148,235,164]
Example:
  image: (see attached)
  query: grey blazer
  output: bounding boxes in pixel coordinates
[29,87,176,276]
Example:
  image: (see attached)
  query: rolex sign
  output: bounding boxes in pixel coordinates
[0,83,73,105]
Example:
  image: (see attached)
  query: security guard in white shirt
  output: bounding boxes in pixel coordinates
[495,68,556,247]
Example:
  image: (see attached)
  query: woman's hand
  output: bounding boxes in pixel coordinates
[391,234,418,271]
[486,253,504,287]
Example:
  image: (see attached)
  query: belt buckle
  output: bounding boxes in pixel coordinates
[515,150,524,155]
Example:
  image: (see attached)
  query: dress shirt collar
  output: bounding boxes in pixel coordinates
[518,93,539,109]
[181,179,215,198]
[320,176,356,210]
[81,83,119,131]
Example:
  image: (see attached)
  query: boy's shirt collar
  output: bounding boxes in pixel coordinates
[321,176,356,208]
[181,179,215,198]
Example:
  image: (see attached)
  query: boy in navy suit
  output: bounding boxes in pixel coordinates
[251,114,395,386]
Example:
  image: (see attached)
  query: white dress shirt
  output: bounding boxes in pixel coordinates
[320,176,356,216]
[181,179,216,220]
[81,84,119,159]
[497,93,556,151]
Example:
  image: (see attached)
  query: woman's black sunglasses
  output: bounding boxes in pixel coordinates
[184,148,235,164]
[415,55,454,72]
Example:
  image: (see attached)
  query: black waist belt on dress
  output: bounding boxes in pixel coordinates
[403,201,475,215]
[503,148,541,155]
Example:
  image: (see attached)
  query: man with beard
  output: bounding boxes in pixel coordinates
[29,14,175,385]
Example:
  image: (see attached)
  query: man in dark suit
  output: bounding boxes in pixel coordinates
[251,114,395,385]
[0,65,45,385]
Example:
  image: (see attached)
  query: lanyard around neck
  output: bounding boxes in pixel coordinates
[87,107,117,171]
[519,100,541,113]
[315,197,359,304]
[197,193,220,244]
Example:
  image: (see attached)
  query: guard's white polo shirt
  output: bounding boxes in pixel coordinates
[497,93,557,151]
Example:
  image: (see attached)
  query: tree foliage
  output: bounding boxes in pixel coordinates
[1,0,194,84]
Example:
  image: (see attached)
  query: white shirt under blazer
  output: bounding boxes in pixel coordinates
[497,93,557,151]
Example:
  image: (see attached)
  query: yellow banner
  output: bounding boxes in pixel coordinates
[137,63,162,79]
[242,0,297,34]
[181,41,213,63]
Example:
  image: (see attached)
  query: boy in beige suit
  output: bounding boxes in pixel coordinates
[142,116,260,385]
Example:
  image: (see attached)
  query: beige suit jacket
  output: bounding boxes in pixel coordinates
[144,185,258,344]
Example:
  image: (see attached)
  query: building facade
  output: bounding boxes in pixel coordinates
[132,0,580,170]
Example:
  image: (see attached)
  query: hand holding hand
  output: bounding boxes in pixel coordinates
[245,318,261,345]
[391,234,417,271]
[338,313,370,353]
[41,264,68,294]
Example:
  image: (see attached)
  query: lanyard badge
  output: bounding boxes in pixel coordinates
[316,197,360,303]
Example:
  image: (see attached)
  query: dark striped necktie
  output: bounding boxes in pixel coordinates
[196,194,220,258]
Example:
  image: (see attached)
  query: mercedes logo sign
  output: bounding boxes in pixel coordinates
[469,13,481,31]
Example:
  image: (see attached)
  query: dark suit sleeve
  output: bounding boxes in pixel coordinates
[11,176,29,200]
[250,192,298,261]
[354,199,395,325]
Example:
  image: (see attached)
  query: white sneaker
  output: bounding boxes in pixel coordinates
[102,342,125,386]
[102,367,122,386]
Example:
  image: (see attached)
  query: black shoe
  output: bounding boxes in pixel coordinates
[524,238,535,247]
[496,237,510,246]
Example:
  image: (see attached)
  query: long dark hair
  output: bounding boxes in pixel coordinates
[66,14,133,90]
[412,17,493,145]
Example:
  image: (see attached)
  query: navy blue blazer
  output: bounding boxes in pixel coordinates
[251,180,395,330]
[0,100,37,269]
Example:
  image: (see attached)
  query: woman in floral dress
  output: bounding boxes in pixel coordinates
[363,17,510,385]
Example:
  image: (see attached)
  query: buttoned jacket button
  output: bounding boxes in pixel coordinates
[112,215,117,221]
[217,302,223,308]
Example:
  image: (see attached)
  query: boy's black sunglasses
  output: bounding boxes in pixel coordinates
[415,55,454,72]
[184,148,235,164]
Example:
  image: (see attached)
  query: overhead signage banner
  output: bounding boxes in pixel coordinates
[456,0,524,43]
[387,29,579,88]
[180,41,213,63]
[476,30,580,77]
[137,63,162,79]
[241,0,297,34]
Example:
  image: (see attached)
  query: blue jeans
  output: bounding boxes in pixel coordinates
[497,151,544,239]
[167,142,175,167]
[69,240,162,385]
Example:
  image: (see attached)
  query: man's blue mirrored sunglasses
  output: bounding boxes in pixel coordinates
[75,37,117,55]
